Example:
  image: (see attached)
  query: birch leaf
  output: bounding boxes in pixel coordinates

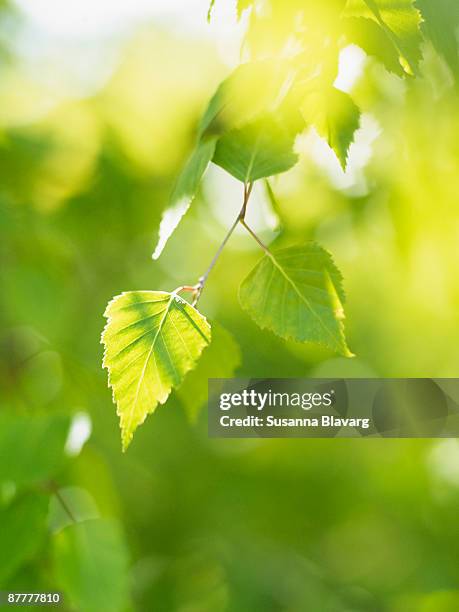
[212,115,299,182]
[152,138,216,260]
[102,291,211,450]
[345,0,423,75]
[300,86,360,171]
[177,322,241,421]
[239,243,352,356]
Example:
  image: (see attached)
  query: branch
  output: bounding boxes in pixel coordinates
[192,181,254,306]
[177,180,272,307]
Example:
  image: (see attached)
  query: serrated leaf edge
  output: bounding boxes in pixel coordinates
[101,291,211,450]
[238,243,353,357]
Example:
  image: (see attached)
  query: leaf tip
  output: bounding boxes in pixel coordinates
[152,240,165,260]
[121,431,131,453]
[341,344,355,359]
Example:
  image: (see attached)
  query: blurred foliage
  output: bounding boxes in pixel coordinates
[1,0,459,610]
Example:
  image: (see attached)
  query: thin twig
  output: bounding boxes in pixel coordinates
[186,181,271,306]
[192,182,254,306]
[240,181,254,220]
[239,219,271,255]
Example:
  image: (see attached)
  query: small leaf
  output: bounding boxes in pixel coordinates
[0,491,49,583]
[177,322,241,421]
[53,519,129,612]
[212,114,299,182]
[300,86,360,170]
[239,243,352,356]
[152,138,216,260]
[345,0,423,75]
[102,291,211,450]
[0,412,70,487]
[343,17,405,76]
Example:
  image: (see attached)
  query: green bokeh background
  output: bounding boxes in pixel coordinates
[1,1,459,610]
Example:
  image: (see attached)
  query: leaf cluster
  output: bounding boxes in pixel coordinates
[103,0,459,449]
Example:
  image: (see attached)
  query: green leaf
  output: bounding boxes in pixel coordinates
[207,0,216,22]
[344,0,423,75]
[415,0,459,80]
[49,486,99,532]
[0,412,70,487]
[198,61,292,139]
[102,291,211,450]
[53,519,129,612]
[153,61,294,257]
[300,86,360,170]
[177,322,241,421]
[343,17,405,76]
[212,115,299,182]
[0,491,49,583]
[239,243,352,356]
[152,138,216,260]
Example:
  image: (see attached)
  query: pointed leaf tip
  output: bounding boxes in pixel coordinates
[152,138,216,259]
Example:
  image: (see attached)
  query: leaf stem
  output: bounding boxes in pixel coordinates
[192,182,253,305]
[188,181,272,306]
[175,285,199,295]
[239,219,271,255]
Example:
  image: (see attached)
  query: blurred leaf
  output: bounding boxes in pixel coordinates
[415,0,459,80]
[207,0,216,23]
[152,138,216,260]
[213,115,298,182]
[239,243,352,356]
[237,0,254,19]
[178,322,241,421]
[300,86,360,170]
[102,291,211,451]
[263,178,284,231]
[0,491,49,583]
[53,519,129,612]
[153,61,296,256]
[198,61,292,138]
[343,16,405,75]
[345,0,423,74]
[49,486,99,533]
[169,545,229,611]
[70,447,121,519]
[19,350,63,408]
[0,412,70,487]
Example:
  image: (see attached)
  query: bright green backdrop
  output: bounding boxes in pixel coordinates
[1,1,459,610]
